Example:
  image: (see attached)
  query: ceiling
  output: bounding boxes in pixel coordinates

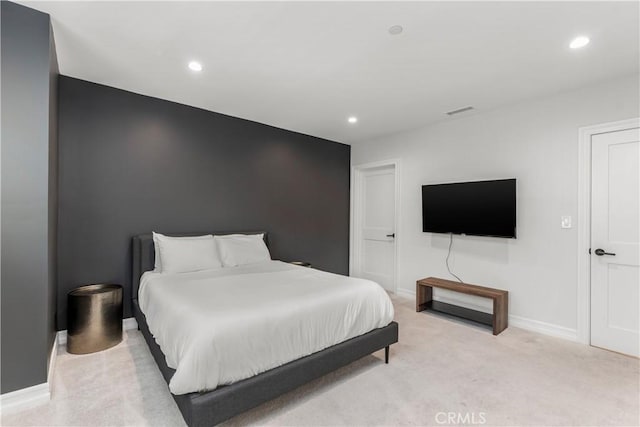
[22,1,640,144]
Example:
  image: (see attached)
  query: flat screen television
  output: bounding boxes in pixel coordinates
[422,178,516,238]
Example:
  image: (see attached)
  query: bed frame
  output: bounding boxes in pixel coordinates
[131,232,399,427]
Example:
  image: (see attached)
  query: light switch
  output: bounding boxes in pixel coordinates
[561,216,572,229]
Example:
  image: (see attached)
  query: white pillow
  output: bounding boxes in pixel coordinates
[152,232,222,274]
[152,232,166,271]
[153,232,213,271]
[214,233,271,267]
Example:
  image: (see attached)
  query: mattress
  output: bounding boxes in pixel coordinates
[138,261,394,395]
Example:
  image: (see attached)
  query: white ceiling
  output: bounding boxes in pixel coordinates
[22,1,640,144]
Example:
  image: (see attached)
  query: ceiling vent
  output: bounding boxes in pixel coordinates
[445,106,474,116]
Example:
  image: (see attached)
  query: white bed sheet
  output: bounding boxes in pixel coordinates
[138,261,394,395]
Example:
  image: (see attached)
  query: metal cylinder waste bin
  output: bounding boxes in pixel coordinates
[67,284,123,354]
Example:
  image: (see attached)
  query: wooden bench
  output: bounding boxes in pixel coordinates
[416,277,508,335]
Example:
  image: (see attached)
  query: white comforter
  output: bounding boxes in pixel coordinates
[138,261,394,395]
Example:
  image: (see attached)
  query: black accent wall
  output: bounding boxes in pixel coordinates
[57,77,350,329]
[1,1,58,393]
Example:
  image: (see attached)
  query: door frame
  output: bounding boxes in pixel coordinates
[576,117,640,345]
[350,159,400,293]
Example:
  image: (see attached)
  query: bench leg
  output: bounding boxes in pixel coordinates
[385,346,389,364]
[416,283,433,312]
[493,296,508,335]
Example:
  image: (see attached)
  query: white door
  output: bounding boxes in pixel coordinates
[355,165,396,292]
[590,127,640,357]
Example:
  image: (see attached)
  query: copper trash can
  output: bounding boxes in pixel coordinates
[67,284,123,354]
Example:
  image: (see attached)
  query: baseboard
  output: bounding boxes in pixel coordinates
[123,317,139,332]
[509,314,578,342]
[0,383,50,413]
[47,334,57,392]
[398,286,578,342]
[0,317,139,413]
[57,317,139,346]
[396,288,415,299]
[0,331,59,413]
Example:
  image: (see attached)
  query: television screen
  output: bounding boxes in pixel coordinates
[422,179,516,238]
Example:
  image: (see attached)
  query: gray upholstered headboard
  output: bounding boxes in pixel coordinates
[131,231,268,300]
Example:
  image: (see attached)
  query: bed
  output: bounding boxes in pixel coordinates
[131,232,399,426]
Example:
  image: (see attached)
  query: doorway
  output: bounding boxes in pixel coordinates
[351,160,399,293]
[578,118,639,357]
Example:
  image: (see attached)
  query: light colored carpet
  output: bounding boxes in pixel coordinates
[2,295,638,426]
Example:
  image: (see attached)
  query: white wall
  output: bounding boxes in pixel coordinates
[351,74,640,340]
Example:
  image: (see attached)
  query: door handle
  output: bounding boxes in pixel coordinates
[386,233,395,238]
[594,248,616,256]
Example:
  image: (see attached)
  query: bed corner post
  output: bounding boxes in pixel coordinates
[385,346,389,364]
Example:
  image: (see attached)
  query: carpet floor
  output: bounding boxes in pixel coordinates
[2,295,638,426]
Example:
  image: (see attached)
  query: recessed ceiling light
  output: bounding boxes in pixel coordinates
[388,25,403,35]
[348,116,358,124]
[188,61,203,71]
[569,36,590,49]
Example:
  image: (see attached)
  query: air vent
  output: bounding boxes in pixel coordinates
[445,106,474,116]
